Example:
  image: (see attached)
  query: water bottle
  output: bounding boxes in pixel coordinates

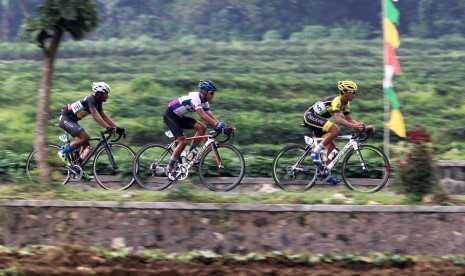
[180,151,187,164]
[186,148,198,162]
[80,145,92,161]
[327,149,339,161]
[320,149,328,162]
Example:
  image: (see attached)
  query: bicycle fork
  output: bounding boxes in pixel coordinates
[210,143,224,169]
[353,145,368,171]
[187,140,224,169]
[103,141,119,170]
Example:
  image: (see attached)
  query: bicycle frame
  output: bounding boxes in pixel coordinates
[165,133,222,171]
[60,131,119,170]
[304,134,360,170]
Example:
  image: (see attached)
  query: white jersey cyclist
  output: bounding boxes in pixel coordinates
[168,92,211,117]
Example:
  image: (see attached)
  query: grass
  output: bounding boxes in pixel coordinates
[1,180,463,206]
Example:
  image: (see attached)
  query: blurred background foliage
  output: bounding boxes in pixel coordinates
[2,0,465,41]
[0,0,464,181]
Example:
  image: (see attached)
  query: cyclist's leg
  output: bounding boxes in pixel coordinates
[58,116,93,181]
[303,114,340,185]
[303,111,333,165]
[71,131,92,181]
[57,116,82,161]
[73,131,90,150]
[323,128,339,165]
[188,121,206,153]
[163,109,189,172]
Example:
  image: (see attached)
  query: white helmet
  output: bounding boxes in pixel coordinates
[92,82,111,94]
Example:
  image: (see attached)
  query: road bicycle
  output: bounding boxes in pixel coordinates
[132,127,245,191]
[26,127,136,190]
[272,126,390,193]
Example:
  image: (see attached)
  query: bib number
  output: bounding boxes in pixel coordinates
[313,101,327,115]
[70,100,84,114]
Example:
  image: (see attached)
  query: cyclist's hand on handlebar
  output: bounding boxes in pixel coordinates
[365,125,376,132]
[106,126,116,134]
[216,121,226,128]
[116,127,126,135]
[353,123,366,132]
[365,125,375,133]
[223,126,236,135]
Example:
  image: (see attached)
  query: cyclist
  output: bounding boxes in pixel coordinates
[303,80,375,184]
[57,82,125,181]
[163,80,228,178]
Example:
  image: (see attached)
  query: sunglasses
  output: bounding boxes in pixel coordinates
[345,91,356,95]
[208,91,215,95]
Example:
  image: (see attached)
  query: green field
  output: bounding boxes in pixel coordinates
[1,35,464,181]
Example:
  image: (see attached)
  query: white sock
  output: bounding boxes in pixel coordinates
[313,143,325,155]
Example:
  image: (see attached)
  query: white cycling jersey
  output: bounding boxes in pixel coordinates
[168,92,211,117]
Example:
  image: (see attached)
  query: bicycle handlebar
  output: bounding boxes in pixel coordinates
[100,128,127,143]
[349,129,374,142]
[209,126,235,143]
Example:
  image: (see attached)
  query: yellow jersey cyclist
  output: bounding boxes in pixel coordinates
[57,82,125,181]
[163,80,230,178]
[303,80,375,184]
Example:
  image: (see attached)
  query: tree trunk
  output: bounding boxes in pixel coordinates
[0,11,10,40]
[35,27,64,183]
[16,0,31,18]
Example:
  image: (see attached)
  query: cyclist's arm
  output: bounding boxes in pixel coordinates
[344,113,359,124]
[99,110,118,128]
[334,112,365,131]
[344,114,375,132]
[196,108,219,127]
[89,107,112,129]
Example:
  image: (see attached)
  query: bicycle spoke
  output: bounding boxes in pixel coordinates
[272,144,317,192]
[93,143,135,190]
[342,145,390,193]
[133,143,174,191]
[26,144,70,184]
[198,144,245,191]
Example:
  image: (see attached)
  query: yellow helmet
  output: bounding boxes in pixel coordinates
[338,80,358,92]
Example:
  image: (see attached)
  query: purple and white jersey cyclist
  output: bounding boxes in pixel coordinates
[168,92,211,117]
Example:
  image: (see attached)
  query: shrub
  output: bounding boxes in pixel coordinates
[393,142,439,202]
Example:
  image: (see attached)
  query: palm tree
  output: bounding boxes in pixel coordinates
[18,0,100,182]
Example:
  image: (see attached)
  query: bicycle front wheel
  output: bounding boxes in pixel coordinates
[272,144,317,192]
[93,143,135,191]
[132,143,174,191]
[341,145,390,193]
[26,144,70,184]
[198,144,245,191]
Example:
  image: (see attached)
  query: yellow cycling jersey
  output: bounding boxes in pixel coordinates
[309,94,350,118]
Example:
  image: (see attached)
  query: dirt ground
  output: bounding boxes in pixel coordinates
[0,245,464,275]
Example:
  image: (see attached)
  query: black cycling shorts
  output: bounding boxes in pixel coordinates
[303,109,333,137]
[58,114,85,137]
[163,108,197,139]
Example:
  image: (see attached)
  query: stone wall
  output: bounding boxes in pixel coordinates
[438,160,465,194]
[1,200,465,255]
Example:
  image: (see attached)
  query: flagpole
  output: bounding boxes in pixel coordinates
[382,0,390,159]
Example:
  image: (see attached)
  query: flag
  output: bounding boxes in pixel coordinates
[383,0,406,138]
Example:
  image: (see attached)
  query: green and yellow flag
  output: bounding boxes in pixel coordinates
[383,0,405,138]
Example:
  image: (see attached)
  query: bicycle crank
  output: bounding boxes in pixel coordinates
[316,165,332,182]
[66,164,84,181]
[173,164,189,180]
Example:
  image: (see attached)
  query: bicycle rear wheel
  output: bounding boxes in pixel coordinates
[25,144,70,184]
[198,144,245,191]
[341,145,390,193]
[272,144,317,192]
[132,143,174,191]
[93,143,135,191]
